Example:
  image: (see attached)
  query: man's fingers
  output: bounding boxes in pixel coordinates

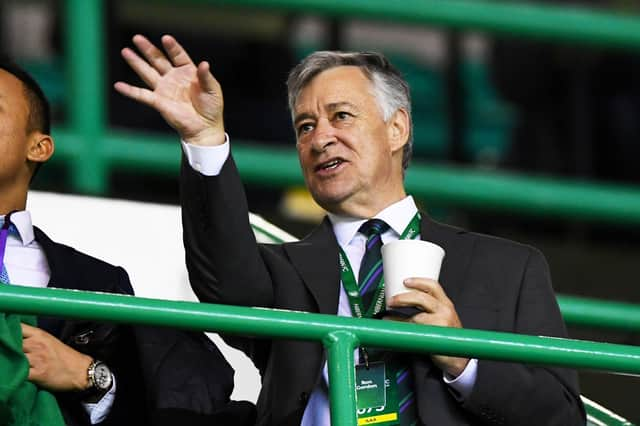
[21,323,37,337]
[391,290,438,313]
[114,82,156,108]
[121,47,159,88]
[197,61,218,94]
[161,34,194,67]
[22,329,42,353]
[404,278,448,301]
[132,34,173,75]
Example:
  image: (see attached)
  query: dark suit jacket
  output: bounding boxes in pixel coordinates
[181,155,586,426]
[32,227,255,426]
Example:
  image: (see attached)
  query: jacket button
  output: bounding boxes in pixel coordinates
[299,392,309,404]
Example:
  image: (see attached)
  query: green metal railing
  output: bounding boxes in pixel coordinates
[53,0,640,225]
[0,284,638,425]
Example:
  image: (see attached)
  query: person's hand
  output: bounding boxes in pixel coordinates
[114,34,225,146]
[21,323,93,392]
[385,278,469,377]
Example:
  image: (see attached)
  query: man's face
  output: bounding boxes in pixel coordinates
[0,69,31,186]
[293,66,406,217]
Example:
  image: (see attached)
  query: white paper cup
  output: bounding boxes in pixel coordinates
[381,240,445,304]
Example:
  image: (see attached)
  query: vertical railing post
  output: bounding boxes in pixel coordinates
[64,0,108,194]
[324,330,359,426]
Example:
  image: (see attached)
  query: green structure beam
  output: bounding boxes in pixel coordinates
[65,0,107,194]
[51,129,640,226]
[188,0,640,50]
[558,295,640,332]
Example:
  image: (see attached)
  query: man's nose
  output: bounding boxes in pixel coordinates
[310,118,336,153]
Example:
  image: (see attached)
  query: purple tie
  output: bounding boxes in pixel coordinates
[0,212,17,284]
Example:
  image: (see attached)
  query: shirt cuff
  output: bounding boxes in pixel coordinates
[443,358,478,401]
[82,374,117,424]
[180,133,230,176]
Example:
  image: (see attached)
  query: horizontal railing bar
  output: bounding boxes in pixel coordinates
[1,285,640,375]
[558,295,640,332]
[151,0,640,50]
[51,129,640,226]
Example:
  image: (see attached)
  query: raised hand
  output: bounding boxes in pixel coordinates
[114,34,225,146]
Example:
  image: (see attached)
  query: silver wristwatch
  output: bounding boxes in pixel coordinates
[87,359,113,392]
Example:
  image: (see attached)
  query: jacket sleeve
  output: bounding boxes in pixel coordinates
[180,153,273,368]
[461,248,586,425]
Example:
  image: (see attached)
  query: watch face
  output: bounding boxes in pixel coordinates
[93,363,113,390]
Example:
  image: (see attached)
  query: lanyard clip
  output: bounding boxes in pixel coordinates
[361,347,370,369]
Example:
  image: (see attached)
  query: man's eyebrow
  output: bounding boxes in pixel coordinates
[294,101,358,125]
[327,101,357,111]
[293,112,315,126]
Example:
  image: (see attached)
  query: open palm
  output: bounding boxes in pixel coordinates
[114,34,225,145]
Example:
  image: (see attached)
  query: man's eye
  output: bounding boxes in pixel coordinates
[298,123,314,134]
[335,111,352,120]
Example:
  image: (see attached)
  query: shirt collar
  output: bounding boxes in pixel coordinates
[328,196,418,247]
[1,210,35,246]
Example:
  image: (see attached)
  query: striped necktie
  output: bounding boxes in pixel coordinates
[0,214,16,284]
[358,219,389,313]
[0,263,9,284]
[358,219,419,425]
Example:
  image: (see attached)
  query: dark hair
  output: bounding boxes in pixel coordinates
[0,58,51,135]
[0,58,51,179]
[287,51,413,171]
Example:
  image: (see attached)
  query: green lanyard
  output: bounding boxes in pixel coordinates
[338,212,421,320]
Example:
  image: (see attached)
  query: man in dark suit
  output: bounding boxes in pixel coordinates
[0,60,253,425]
[116,34,586,425]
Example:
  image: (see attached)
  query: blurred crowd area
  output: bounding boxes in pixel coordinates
[3,0,640,420]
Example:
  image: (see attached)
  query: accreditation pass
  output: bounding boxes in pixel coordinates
[355,362,399,425]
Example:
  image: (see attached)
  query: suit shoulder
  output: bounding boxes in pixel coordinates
[54,241,126,273]
[35,227,132,294]
[432,218,543,260]
[470,230,541,257]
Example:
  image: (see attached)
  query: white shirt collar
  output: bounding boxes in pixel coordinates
[328,196,418,247]
[1,210,35,246]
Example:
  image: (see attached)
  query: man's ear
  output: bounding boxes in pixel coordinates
[27,133,54,164]
[387,108,410,154]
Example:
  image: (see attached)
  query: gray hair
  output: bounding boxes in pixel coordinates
[286,51,413,170]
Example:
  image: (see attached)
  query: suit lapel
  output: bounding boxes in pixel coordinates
[33,227,77,291]
[419,214,474,304]
[280,213,475,314]
[284,217,341,315]
[33,227,80,334]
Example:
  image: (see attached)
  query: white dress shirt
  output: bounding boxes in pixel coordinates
[181,139,478,425]
[1,211,116,424]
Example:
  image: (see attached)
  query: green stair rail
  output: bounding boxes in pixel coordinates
[0,284,637,426]
[583,396,635,426]
[53,0,640,226]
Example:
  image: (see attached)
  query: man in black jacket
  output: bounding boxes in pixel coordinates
[0,59,254,425]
